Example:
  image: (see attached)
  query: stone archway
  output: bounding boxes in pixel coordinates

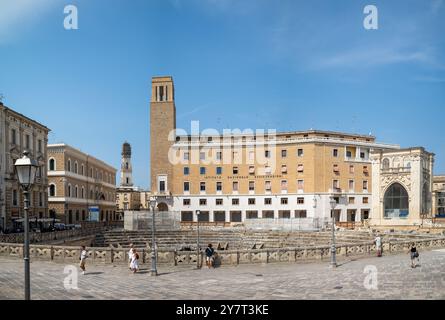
[384,182,409,218]
[157,202,168,212]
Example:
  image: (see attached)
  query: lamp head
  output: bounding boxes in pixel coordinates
[149,196,157,208]
[14,150,38,190]
[196,210,201,215]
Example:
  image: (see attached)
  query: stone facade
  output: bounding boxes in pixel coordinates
[370,148,434,226]
[0,102,50,231]
[139,190,152,209]
[433,175,445,216]
[47,144,117,224]
[149,76,404,226]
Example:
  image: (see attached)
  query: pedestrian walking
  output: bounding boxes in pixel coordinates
[409,243,420,268]
[79,245,88,275]
[130,248,140,273]
[375,234,382,257]
[128,244,134,270]
[205,244,215,269]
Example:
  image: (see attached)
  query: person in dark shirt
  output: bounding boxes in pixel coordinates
[409,243,419,268]
[205,244,215,268]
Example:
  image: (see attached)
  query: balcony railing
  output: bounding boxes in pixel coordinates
[382,167,411,174]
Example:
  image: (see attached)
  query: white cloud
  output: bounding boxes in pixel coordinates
[316,46,432,69]
[0,0,58,44]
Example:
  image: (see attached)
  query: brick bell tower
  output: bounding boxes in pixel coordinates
[150,76,176,196]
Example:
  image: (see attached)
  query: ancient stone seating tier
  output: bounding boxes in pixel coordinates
[93,229,402,250]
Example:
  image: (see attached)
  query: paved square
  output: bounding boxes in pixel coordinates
[1,250,445,300]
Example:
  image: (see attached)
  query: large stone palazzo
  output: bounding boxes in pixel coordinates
[370,147,434,227]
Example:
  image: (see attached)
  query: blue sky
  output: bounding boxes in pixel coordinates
[0,0,444,189]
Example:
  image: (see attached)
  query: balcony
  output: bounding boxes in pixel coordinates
[382,167,411,174]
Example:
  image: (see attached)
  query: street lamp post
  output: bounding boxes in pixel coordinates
[196,210,201,269]
[149,196,157,276]
[14,150,38,300]
[329,196,338,269]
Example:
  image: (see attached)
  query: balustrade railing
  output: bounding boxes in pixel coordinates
[1,237,444,266]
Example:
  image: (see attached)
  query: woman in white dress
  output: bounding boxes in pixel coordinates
[130,248,139,273]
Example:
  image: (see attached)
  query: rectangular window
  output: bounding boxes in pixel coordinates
[39,192,43,207]
[200,152,205,160]
[216,151,222,160]
[265,150,271,158]
[333,149,338,157]
[38,140,42,153]
[295,210,307,218]
[360,152,366,159]
[249,166,255,175]
[333,180,339,189]
[12,190,18,206]
[297,164,304,173]
[248,198,256,205]
[246,211,258,219]
[281,180,288,191]
[349,180,355,190]
[297,180,304,191]
[281,198,288,205]
[159,181,165,192]
[232,198,239,205]
[333,164,339,173]
[297,197,304,204]
[363,166,369,175]
[297,149,304,157]
[216,167,222,175]
[265,166,271,175]
[363,181,368,191]
[232,181,239,191]
[200,167,206,175]
[264,198,272,205]
[181,211,193,221]
[216,181,222,191]
[346,151,352,158]
[349,165,355,174]
[11,129,16,144]
[183,167,190,175]
[183,199,190,206]
[349,197,355,204]
[183,152,190,161]
[263,210,274,218]
[281,149,287,158]
[363,197,369,204]
[281,165,287,174]
[25,134,30,149]
[249,151,255,161]
[249,181,255,191]
[216,199,223,205]
[233,167,238,175]
[265,181,271,192]
[199,199,207,206]
[200,182,206,192]
[183,182,190,192]
[232,152,238,160]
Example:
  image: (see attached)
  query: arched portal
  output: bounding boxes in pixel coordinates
[157,202,168,212]
[384,183,409,218]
